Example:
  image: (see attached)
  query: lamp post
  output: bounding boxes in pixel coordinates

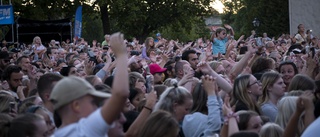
[252,18,260,37]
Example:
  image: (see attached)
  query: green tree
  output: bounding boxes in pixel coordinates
[94,0,212,41]
[221,0,289,38]
[9,0,215,42]
[12,0,91,20]
[81,14,104,43]
[158,17,211,42]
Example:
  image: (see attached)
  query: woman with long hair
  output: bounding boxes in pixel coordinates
[141,37,155,59]
[182,75,222,137]
[287,74,316,92]
[32,36,46,59]
[259,72,286,122]
[236,110,263,133]
[230,74,262,114]
[154,84,193,137]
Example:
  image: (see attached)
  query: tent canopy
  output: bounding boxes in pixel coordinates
[16,18,72,44]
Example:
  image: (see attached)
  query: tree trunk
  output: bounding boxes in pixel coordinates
[100,4,111,35]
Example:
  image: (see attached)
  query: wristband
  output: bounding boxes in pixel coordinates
[224,112,239,125]
[143,106,152,111]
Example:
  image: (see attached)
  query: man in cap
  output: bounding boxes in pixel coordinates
[51,32,129,137]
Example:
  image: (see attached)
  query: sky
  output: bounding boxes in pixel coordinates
[211,0,225,13]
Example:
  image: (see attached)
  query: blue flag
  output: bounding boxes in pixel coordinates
[0,5,14,25]
[74,6,82,38]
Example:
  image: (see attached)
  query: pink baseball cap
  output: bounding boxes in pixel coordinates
[149,63,167,75]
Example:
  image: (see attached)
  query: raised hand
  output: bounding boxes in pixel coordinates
[145,88,157,109]
[27,65,36,80]
[201,75,217,95]
[223,94,233,116]
[84,60,96,75]
[205,47,212,57]
[178,64,194,86]
[197,61,213,74]
[109,32,126,56]
[296,91,314,113]
[224,24,233,30]
[247,39,257,54]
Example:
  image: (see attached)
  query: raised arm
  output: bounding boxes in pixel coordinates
[229,41,256,81]
[301,91,315,129]
[283,92,315,137]
[197,62,233,96]
[224,24,234,37]
[202,75,222,136]
[101,32,129,124]
[125,89,157,137]
[224,40,236,61]
[95,53,113,80]
[223,95,239,137]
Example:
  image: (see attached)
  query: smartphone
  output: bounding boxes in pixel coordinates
[239,46,248,54]
[9,102,15,112]
[145,75,153,93]
[88,51,98,64]
[191,41,196,47]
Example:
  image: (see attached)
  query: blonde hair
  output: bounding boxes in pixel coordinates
[275,96,303,136]
[129,72,146,88]
[259,72,282,105]
[154,86,192,120]
[32,36,42,45]
[231,75,260,113]
[287,90,304,96]
[259,123,284,137]
[163,78,178,87]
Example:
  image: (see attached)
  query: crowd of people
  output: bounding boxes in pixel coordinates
[0,23,319,137]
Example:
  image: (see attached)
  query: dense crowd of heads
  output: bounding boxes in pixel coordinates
[0,23,319,137]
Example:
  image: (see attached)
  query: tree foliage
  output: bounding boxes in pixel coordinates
[221,0,289,38]
[8,0,214,42]
[94,0,212,41]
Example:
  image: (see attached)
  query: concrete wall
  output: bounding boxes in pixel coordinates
[289,0,320,37]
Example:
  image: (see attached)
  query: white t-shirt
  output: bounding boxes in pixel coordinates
[294,33,306,44]
[54,109,113,137]
[32,44,46,51]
